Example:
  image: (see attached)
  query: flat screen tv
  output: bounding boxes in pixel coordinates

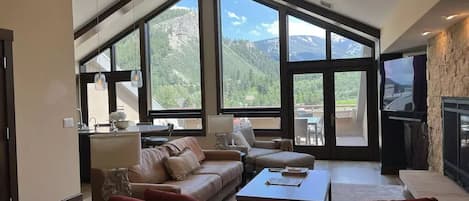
[382,55,427,112]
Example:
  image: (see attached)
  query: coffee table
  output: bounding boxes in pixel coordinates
[236,169,331,201]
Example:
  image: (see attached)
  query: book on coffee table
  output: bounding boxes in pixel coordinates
[281,167,309,177]
[266,177,304,187]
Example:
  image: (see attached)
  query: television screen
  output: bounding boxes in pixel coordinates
[382,55,427,112]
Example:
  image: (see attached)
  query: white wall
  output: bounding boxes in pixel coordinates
[0,0,81,200]
[381,0,439,52]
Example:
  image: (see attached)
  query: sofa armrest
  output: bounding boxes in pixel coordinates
[254,140,280,149]
[203,150,241,161]
[130,183,181,199]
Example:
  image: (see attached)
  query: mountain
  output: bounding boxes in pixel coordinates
[117,8,366,109]
[254,35,366,62]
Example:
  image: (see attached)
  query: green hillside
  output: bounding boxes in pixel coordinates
[114,8,362,109]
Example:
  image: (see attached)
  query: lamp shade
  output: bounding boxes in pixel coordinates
[207,115,234,134]
[90,133,141,169]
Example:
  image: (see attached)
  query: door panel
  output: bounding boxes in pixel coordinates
[293,73,325,146]
[334,71,368,147]
[0,40,10,201]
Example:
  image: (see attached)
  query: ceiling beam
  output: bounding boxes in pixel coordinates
[74,0,132,40]
[281,0,381,38]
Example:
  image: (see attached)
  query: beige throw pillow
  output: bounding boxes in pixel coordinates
[164,149,200,181]
[232,131,252,151]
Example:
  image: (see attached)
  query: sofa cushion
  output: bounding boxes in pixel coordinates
[238,127,256,146]
[255,151,315,170]
[165,149,201,181]
[164,174,222,201]
[194,161,243,186]
[165,137,206,162]
[128,147,170,184]
[246,147,281,164]
[144,189,198,201]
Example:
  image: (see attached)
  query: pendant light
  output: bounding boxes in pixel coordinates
[94,0,107,90]
[130,0,143,88]
[94,72,107,90]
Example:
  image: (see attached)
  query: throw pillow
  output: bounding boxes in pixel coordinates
[232,131,252,151]
[108,195,143,201]
[238,126,256,146]
[164,149,201,181]
[144,189,198,201]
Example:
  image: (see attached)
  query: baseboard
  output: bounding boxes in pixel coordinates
[62,193,83,201]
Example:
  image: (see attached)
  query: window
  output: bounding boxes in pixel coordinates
[116,81,140,123]
[331,32,372,59]
[115,30,140,71]
[148,0,202,111]
[220,0,280,109]
[82,49,111,73]
[87,83,109,123]
[288,15,326,62]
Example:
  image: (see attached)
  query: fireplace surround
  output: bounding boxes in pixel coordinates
[442,97,469,192]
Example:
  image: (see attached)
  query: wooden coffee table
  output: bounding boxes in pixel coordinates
[236,169,331,201]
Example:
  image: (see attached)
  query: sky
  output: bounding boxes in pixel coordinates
[384,57,414,85]
[174,0,326,42]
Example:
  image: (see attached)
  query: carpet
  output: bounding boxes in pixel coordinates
[228,183,408,201]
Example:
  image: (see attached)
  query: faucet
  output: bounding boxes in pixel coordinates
[89,117,98,130]
[76,108,87,130]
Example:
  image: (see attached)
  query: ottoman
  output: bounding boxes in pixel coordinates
[255,151,315,171]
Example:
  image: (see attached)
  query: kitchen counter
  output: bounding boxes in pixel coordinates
[79,125,168,183]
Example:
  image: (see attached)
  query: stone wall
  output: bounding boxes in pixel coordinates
[427,17,469,173]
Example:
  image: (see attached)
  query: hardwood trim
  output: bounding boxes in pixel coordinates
[281,0,380,38]
[197,0,207,136]
[74,0,132,39]
[279,7,288,137]
[214,0,223,113]
[138,22,151,122]
[1,28,19,201]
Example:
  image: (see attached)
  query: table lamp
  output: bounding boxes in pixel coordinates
[207,114,234,145]
[90,133,141,200]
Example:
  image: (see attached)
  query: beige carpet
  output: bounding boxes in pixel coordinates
[228,183,408,201]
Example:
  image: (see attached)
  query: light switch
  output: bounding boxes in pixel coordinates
[63,117,75,128]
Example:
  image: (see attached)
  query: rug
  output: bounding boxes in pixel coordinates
[228,183,408,201]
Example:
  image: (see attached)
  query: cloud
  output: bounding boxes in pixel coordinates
[262,18,326,38]
[262,21,279,36]
[227,11,247,26]
[249,30,261,36]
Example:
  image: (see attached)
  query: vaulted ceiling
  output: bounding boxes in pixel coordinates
[72,0,469,60]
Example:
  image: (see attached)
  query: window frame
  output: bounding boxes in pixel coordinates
[78,0,206,136]
[214,0,375,136]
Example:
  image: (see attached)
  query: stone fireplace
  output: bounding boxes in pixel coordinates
[427,17,469,172]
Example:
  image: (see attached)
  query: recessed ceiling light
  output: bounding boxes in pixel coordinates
[444,14,459,20]
[421,32,431,36]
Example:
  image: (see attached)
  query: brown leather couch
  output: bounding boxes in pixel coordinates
[92,137,243,201]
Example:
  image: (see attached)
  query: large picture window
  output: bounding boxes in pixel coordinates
[148,0,202,111]
[219,0,280,109]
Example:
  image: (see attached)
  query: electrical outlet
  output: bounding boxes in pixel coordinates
[63,117,75,128]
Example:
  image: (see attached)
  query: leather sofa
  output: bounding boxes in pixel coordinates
[92,137,243,201]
